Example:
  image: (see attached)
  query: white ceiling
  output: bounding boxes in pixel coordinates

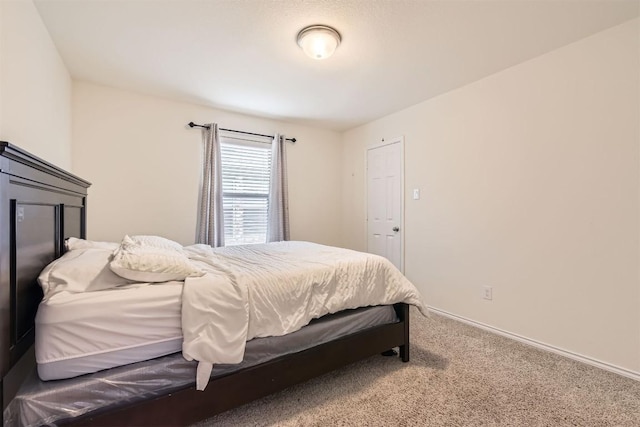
[34,0,639,131]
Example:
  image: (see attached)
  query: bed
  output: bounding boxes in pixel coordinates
[0,141,421,426]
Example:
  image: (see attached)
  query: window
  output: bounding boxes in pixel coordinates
[220,138,272,246]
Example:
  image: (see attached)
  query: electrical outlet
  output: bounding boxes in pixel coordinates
[483,286,493,301]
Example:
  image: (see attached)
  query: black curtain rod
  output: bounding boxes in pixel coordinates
[188,122,296,143]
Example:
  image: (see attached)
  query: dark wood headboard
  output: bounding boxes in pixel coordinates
[0,141,90,410]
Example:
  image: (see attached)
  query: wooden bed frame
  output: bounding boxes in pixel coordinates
[0,141,411,426]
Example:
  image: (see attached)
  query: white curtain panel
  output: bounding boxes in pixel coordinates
[267,134,290,242]
[196,123,225,247]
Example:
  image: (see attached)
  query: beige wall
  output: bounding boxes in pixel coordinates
[342,19,640,373]
[72,82,343,247]
[0,0,72,169]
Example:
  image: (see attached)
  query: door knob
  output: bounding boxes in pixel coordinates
[392,226,399,232]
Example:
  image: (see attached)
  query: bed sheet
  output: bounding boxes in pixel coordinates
[36,281,183,380]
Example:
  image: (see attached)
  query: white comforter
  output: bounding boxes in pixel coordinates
[181,241,427,390]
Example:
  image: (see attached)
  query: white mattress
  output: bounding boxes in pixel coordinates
[35,281,184,381]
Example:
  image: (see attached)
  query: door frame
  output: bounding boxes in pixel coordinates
[365,136,405,273]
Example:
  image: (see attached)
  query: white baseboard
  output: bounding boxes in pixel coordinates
[427,306,640,382]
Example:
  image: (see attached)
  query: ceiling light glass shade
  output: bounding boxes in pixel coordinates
[296,25,341,60]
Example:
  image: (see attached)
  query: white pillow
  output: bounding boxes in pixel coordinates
[38,248,133,298]
[110,243,203,283]
[65,237,119,251]
[125,235,184,252]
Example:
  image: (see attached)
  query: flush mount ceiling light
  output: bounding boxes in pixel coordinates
[296,25,341,60]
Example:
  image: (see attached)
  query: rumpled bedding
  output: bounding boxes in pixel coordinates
[181,241,427,390]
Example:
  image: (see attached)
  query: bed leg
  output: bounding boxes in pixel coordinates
[399,344,409,362]
[394,303,410,362]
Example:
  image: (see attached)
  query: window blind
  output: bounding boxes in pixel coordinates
[220,140,272,246]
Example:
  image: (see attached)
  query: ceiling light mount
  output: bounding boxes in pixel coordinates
[296,25,341,60]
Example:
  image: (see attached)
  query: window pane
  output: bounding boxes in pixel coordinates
[221,140,271,246]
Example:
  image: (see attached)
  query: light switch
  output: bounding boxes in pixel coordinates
[413,189,420,200]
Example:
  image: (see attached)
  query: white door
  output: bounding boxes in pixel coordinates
[367,138,403,271]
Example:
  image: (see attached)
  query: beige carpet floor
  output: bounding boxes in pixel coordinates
[194,309,640,426]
